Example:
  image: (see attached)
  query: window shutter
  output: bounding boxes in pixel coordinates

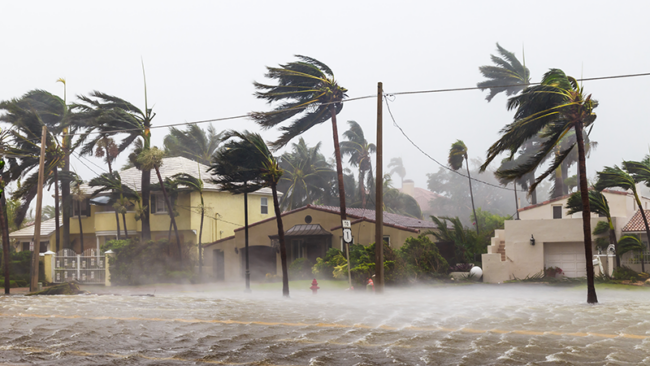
[83,199,91,217]
[151,194,156,213]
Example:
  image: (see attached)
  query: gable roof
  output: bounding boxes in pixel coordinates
[82,156,273,196]
[622,209,650,232]
[233,204,436,233]
[9,218,60,239]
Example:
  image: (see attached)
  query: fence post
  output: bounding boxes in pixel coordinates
[76,254,81,281]
[104,250,113,287]
[42,251,55,283]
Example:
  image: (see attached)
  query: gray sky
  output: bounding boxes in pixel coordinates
[2,1,649,209]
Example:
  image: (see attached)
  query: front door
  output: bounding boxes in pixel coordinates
[213,249,224,281]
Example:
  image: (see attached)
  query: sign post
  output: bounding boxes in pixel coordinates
[342,220,353,289]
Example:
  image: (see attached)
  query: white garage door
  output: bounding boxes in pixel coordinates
[544,242,587,277]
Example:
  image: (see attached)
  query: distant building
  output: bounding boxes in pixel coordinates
[398,179,441,217]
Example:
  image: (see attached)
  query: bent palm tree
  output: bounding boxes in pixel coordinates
[617,235,644,258]
[595,164,650,272]
[219,131,290,297]
[480,69,599,304]
[71,178,88,253]
[388,157,406,185]
[164,124,224,165]
[172,171,207,276]
[88,172,136,238]
[477,43,531,102]
[251,55,349,224]
[566,190,619,267]
[449,140,479,235]
[340,121,376,209]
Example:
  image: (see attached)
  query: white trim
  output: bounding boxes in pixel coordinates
[95,230,138,237]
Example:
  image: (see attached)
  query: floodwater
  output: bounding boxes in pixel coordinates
[1,284,650,365]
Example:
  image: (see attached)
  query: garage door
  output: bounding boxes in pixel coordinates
[544,242,586,277]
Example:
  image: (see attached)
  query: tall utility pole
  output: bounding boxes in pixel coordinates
[374,82,384,293]
[30,126,47,292]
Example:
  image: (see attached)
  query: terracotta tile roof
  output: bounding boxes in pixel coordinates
[398,186,442,213]
[622,209,650,232]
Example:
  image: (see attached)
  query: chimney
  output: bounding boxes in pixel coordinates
[402,179,415,197]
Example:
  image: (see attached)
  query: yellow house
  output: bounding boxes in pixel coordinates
[12,156,276,264]
[203,205,436,282]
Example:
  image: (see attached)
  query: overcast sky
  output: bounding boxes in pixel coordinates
[2,1,649,208]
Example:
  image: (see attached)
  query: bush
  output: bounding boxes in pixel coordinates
[613,266,640,281]
[103,238,195,285]
[289,258,314,280]
[311,248,346,279]
[398,234,449,282]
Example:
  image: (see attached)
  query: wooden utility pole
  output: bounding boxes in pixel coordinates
[30,126,47,292]
[374,82,384,293]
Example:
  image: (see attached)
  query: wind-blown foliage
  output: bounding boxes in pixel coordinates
[340,121,376,209]
[448,140,479,233]
[617,235,644,257]
[388,157,406,184]
[171,172,207,276]
[163,125,224,165]
[477,43,530,102]
[480,68,599,304]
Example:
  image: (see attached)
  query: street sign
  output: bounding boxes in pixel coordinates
[343,228,352,244]
[342,220,351,229]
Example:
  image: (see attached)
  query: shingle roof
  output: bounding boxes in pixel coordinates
[82,156,273,196]
[9,218,60,239]
[315,205,436,230]
[518,188,631,212]
[622,209,650,232]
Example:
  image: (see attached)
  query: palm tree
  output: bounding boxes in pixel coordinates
[209,138,265,292]
[90,136,121,239]
[75,68,156,241]
[480,69,599,304]
[617,235,645,259]
[0,157,11,294]
[218,131,290,297]
[388,157,406,185]
[172,170,207,276]
[340,121,376,209]
[595,164,650,272]
[277,138,334,210]
[477,43,531,102]
[137,148,182,262]
[71,177,88,253]
[88,172,135,239]
[251,55,349,224]
[566,190,619,267]
[164,125,224,165]
[448,140,479,235]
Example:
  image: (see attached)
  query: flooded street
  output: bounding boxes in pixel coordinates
[2,284,650,365]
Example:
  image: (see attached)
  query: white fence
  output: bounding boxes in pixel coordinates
[53,248,106,284]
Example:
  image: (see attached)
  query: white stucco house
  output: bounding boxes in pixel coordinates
[482,188,650,283]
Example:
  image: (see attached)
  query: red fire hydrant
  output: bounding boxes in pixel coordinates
[367,278,375,292]
[310,279,320,294]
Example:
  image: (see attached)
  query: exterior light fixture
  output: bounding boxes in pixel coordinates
[530,234,535,246]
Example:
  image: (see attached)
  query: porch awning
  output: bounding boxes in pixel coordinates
[270,224,332,238]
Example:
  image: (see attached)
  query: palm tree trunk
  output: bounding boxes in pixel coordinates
[78,201,84,254]
[168,220,172,241]
[155,167,182,263]
[561,161,569,195]
[359,169,366,209]
[514,182,520,220]
[141,169,151,241]
[54,168,61,252]
[633,195,650,273]
[574,125,597,304]
[199,206,204,277]
[106,156,121,241]
[465,157,479,235]
[330,106,346,221]
[122,212,128,239]
[244,189,250,292]
[272,183,289,297]
[62,153,71,249]
[1,191,11,294]
[609,224,620,267]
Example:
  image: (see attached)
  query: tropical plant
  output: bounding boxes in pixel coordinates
[163,124,224,165]
[88,172,136,239]
[399,234,449,279]
[74,67,156,240]
[171,171,207,276]
[340,121,376,209]
[277,138,334,210]
[388,157,406,185]
[71,177,88,253]
[477,43,531,102]
[251,55,349,224]
[41,205,57,220]
[595,164,650,272]
[566,190,619,266]
[617,235,644,257]
[137,147,182,262]
[427,215,483,264]
[448,140,479,234]
[480,68,599,303]
[209,131,290,297]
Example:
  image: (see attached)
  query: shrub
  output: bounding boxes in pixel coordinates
[449,263,474,272]
[289,258,314,280]
[398,234,449,282]
[103,238,195,285]
[544,267,564,278]
[613,266,640,281]
[311,248,346,279]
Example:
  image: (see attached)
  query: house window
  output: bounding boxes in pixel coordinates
[151,193,168,214]
[383,235,391,247]
[72,199,90,217]
[261,197,268,214]
[22,242,30,251]
[553,206,562,219]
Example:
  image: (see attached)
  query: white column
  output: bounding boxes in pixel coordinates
[77,254,81,281]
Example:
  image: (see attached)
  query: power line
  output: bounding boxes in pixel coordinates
[383,95,528,193]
